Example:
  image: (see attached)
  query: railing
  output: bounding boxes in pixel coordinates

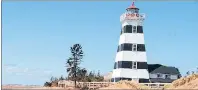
[120,13,146,23]
[78,82,113,89]
[58,81,171,89]
[141,83,170,89]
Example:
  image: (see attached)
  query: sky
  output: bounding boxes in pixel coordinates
[2,1,198,85]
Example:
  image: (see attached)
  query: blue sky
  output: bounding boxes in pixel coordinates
[2,1,198,85]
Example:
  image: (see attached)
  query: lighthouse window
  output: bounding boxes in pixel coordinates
[137,62,148,69]
[135,10,139,13]
[124,25,132,33]
[121,25,143,34]
[137,26,143,33]
[130,9,135,13]
[114,61,148,69]
[118,61,122,68]
[121,44,124,51]
[114,62,117,69]
[137,44,146,51]
[123,43,132,51]
[122,61,132,69]
[117,61,132,69]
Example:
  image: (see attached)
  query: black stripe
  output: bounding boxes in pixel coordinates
[137,62,148,69]
[137,26,143,33]
[121,25,143,34]
[117,43,146,52]
[139,79,150,83]
[114,62,117,69]
[137,44,146,51]
[114,61,148,69]
[111,78,150,83]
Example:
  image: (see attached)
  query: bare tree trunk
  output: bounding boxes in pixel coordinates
[74,71,77,88]
[74,70,76,88]
[74,57,77,88]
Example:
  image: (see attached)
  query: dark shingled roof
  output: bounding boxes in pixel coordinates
[148,64,180,75]
[148,64,162,73]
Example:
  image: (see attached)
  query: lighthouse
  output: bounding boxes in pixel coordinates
[111,2,150,83]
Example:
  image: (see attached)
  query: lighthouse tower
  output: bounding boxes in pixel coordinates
[111,2,150,83]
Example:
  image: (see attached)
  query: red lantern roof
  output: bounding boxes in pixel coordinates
[128,2,136,9]
[126,2,138,10]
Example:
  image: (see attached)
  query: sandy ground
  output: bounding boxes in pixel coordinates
[3,74,198,90]
[100,74,198,90]
[2,86,64,89]
[99,80,150,90]
[165,74,198,89]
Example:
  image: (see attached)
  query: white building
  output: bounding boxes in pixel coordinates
[148,64,181,83]
[111,2,150,83]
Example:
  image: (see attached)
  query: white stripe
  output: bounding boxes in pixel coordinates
[112,68,149,79]
[121,21,143,27]
[119,33,145,45]
[115,51,147,62]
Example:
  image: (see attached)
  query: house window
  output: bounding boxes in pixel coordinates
[157,73,162,78]
[132,62,137,69]
[132,26,137,33]
[132,44,137,51]
[165,74,171,79]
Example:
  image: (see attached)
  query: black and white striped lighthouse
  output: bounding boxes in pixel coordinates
[111,2,150,83]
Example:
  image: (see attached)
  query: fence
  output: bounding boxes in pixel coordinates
[58,81,171,89]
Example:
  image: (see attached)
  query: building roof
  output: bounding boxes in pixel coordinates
[148,64,162,72]
[148,64,180,75]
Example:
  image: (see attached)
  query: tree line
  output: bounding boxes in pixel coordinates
[44,44,104,87]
